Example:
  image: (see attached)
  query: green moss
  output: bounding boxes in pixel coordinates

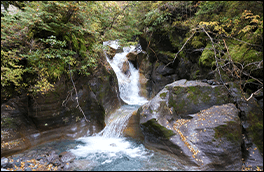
[190,70,200,79]
[154,61,160,68]
[168,95,177,110]
[247,111,263,153]
[1,117,16,128]
[168,32,183,49]
[142,119,175,139]
[173,86,185,95]
[214,121,241,145]
[228,43,262,64]
[186,86,202,105]
[214,86,229,104]
[202,89,211,103]
[177,99,186,112]
[159,92,167,99]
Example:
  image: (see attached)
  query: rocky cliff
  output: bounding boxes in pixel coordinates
[1,52,123,157]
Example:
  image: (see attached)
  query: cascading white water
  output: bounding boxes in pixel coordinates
[103,40,148,106]
[68,41,152,169]
[98,105,135,138]
[95,40,148,137]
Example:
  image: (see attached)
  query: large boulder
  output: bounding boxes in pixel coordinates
[137,79,247,170]
[1,52,123,157]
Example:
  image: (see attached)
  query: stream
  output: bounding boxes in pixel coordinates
[64,41,185,170]
[3,41,186,171]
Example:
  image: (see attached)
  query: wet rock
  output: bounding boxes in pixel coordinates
[52,159,61,166]
[39,159,46,165]
[68,159,97,171]
[1,157,9,168]
[123,111,145,141]
[106,46,117,59]
[35,155,44,161]
[116,47,123,53]
[121,60,131,77]
[46,150,58,163]
[63,162,71,171]
[126,51,138,69]
[228,82,263,157]
[59,151,76,163]
[27,150,37,158]
[243,144,263,170]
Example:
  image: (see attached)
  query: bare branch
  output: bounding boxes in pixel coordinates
[62,88,74,107]
[69,64,89,122]
[164,29,196,69]
[245,87,263,101]
[242,71,263,86]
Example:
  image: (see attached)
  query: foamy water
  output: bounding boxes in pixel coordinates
[104,40,148,105]
[68,41,184,171]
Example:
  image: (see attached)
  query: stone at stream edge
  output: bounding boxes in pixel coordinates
[138,79,263,170]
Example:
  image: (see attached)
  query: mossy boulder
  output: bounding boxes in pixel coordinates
[166,79,231,118]
[138,79,262,170]
[138,85,242,170]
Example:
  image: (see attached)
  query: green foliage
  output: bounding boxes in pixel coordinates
[1,50,26,88]
[1,1,263,101]
[199,44,215,67]
[195,1,227,21]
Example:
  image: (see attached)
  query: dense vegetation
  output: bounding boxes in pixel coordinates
[1,1,263,102]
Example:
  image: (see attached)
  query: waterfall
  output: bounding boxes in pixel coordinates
[68,41,184,171]
[69,40,150,160]
[103,40,148,106]
[95,40,148,137]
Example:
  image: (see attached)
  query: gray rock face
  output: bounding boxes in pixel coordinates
[1,52,123,157]
[138,79,258,170]
[59,151,76,163]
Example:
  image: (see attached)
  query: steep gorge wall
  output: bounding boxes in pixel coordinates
[1,52,123,157]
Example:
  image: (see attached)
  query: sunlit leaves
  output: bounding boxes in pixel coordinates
[1,50,26,88]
